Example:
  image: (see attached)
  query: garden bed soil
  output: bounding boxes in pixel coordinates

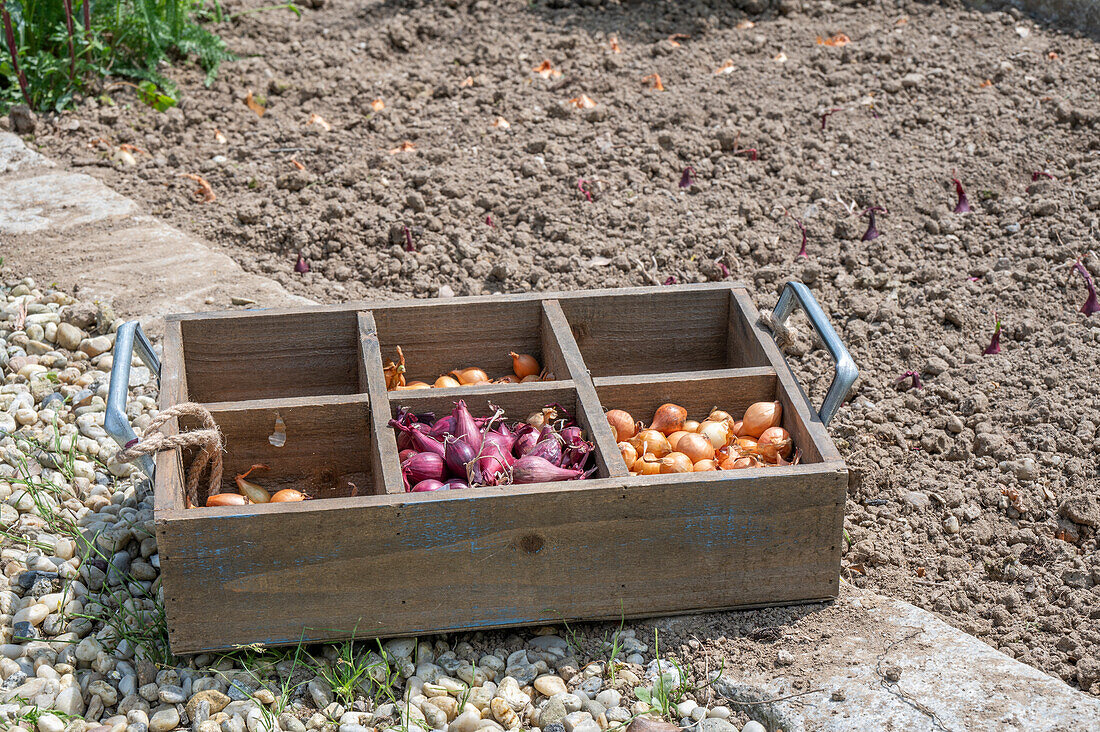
[23,0,1100,693]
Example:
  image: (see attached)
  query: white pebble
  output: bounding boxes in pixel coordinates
[36,713,65,732]
[55,686,84,716]
[13,603,48,626]
[742,722,766,732]
[149,708,180,732]
[533,675,568,697]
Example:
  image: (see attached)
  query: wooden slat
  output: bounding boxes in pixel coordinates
[726,290,772,369]
[157,464,846,653]
[180,309,360,402]
[163,283,746,324]
[357,313,403,495]
[541,300,628,479]
[555,288,733,377]
[730,290,841,465]
[593,368,779,436]
[155,321,186,512]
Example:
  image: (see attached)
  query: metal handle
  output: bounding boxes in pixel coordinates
[105,322,161,477]
[771,282,858,426]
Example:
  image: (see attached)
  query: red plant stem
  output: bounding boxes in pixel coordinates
[63,0,76,80]
[820,108,841,130]
[784,210,808,258]
[577,178,594,202]
[82,0,91,42]
[1,5,32,107]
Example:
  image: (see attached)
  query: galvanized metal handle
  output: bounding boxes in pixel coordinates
[771,281,858,426]
[105,322,161,477]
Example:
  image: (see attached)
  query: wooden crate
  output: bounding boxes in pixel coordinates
[154,284,848,654]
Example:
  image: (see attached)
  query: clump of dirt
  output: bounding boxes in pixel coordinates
[28,0,1100,692]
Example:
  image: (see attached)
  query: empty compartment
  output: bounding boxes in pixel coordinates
[180,309,361,402]
[595,368,825,472]
[370,300,567,388]
[384,382,616,488]
[559,286,768,377]
[180,396,375,507]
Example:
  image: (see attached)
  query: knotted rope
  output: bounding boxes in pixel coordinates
[759,310,792,348]
[116,403,224,506]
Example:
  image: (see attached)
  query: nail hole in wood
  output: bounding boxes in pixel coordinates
[518,534,545,554]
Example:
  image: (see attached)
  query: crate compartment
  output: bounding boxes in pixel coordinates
[370,300,568,387]
[178,396,376,507]
[180,309,362,402]
[594,366,828,471]
[384,381,621,485]
[558,286,769,377]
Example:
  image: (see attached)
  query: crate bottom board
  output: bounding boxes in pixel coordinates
[157,471,846,654]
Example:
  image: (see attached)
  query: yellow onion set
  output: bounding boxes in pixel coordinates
[384,347,554,390]
[607,401,797,475]
[202,464,309,508]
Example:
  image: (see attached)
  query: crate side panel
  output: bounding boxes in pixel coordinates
[558,289,732,377]
[726,288,772,369]
[160,469,845,653]
[180,310,360,402]
[155,321,188,512]
[731,291,841,464]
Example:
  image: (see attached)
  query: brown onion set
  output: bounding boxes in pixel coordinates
[384,347,555,390]
[203,464,311,508]
[609,401,798,475]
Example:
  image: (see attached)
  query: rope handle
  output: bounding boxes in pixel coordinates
[116,402,224,507]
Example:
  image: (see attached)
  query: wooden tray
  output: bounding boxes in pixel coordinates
[149,283,852,654]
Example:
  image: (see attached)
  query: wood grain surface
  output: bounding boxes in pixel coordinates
[157,464,846,653]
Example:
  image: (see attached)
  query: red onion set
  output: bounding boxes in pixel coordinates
[390,400,596,492]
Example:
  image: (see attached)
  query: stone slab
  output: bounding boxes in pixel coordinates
[0,134,314,335]
[0,132,52,174]
[702,586,1100,732]
[0,171,135,235]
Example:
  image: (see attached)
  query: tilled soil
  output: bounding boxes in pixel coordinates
[25,0,1100,693]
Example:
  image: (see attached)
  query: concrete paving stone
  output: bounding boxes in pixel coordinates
[708,587,1100,732]
[0,132,53,174]
[0,171,135,234]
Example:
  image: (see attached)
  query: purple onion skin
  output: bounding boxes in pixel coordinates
[526,438,564,466]
[512,455,586,484]
[477,440,512,484]
[410,479,444,492]
[441,479,469,490]
[482,433,516,466]
[559,426,584,447]
[536,425,557,444]
[413,412,436,425]
[429,415,456,439]
[408,425,446,457]
[485,428,517,455]
[444,436,478,478]
[402,452,445,486]
[453,400,482,453]
[514,425,539,456]
[563,443,594,470]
